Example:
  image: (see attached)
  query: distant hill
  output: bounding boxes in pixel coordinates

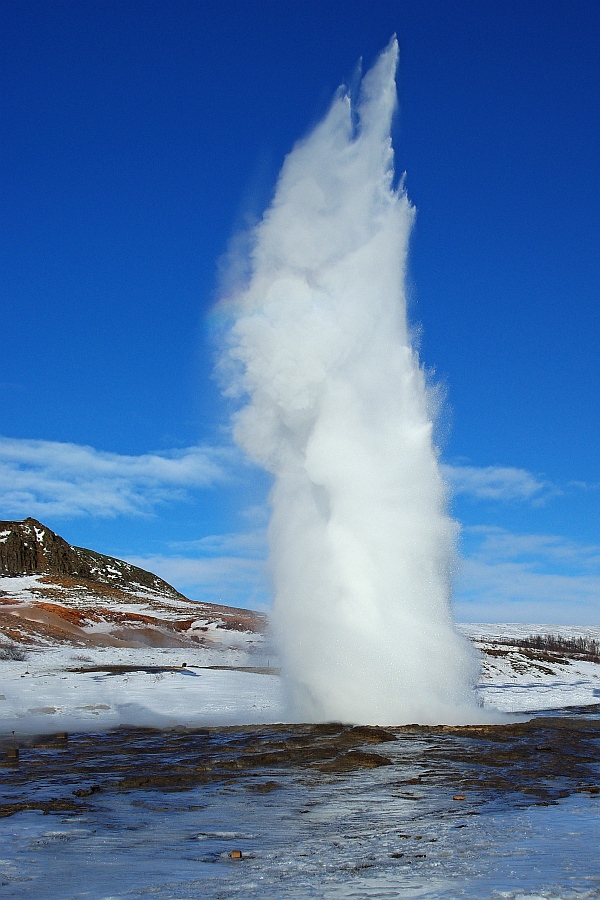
[0,518,267,650]
[0,517,189,598]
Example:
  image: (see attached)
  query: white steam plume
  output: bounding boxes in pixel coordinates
[221,38,481,725]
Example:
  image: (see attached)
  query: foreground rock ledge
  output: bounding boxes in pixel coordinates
[1,715,599,819]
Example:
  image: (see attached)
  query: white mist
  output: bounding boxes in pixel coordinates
[221,38,481,725]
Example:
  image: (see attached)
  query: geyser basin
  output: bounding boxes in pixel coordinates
[221,38,481,725]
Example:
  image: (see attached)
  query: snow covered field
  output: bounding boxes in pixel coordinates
[2,623,600,734]
[463,624,600,714]
[3,569,599,730]
[0,647,284,734]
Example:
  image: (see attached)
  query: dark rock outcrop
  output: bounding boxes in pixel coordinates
[1,518,88,579]
[0,517,185,600]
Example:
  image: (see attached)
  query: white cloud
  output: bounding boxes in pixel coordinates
[568,480,600,492]
[454,525,600,625]
[462,525,600,569]
[169,529,268,557]
[129,522,271,610]
[441,467,600,623]
[455,561,600,626]
[443,463,556,504]
[0,436,232,519]
[126,552,270,610]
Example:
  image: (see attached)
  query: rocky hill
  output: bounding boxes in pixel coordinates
[0,518,267,651]
[0,517,188,598]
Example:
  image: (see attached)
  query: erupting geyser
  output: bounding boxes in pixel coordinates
[221,38,481,724]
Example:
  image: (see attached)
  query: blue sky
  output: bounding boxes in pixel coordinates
[1,1,599,623]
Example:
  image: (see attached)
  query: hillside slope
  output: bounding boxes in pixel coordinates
[0,518,267,651]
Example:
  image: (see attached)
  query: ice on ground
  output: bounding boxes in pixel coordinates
[1,763,599,898]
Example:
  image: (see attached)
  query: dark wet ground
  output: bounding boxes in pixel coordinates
[2,708,600,821]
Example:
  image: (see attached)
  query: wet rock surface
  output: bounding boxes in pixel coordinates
[1,711,599,820]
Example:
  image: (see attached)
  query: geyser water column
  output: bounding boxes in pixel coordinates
[221,38,480,725]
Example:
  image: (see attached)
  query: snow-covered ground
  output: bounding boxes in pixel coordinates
[3,567,599,730]
[0,625,600,733]
[0,569,281,732]
[2,623,600,734]
[462,623,600,714]
[0,644,283,734]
